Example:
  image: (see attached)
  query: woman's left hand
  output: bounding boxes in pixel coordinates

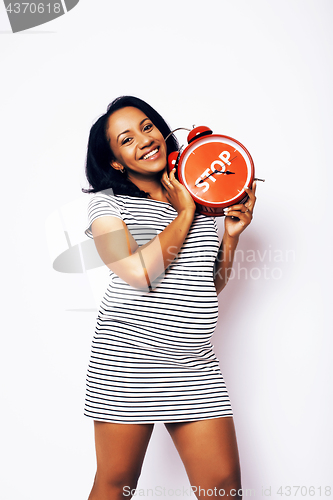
[224,181,257,238]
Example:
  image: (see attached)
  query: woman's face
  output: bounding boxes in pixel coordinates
[106,106,167,180]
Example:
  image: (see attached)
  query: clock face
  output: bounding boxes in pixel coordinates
[177,135,254,214]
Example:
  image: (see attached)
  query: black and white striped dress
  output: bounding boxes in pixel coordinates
[84,191,233,423]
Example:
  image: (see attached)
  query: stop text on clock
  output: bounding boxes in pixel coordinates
[195,150,233,192]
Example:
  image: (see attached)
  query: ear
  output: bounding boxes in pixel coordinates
[110,161,125,173]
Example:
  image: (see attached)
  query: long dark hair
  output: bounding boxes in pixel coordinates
[82,96,179,196]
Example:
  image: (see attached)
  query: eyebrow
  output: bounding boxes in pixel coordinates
[116,118,150,143]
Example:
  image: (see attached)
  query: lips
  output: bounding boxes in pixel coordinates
[141,146,160,160]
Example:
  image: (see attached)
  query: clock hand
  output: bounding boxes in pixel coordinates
[195,155,238,184]
[195,169,235,185]
[214,170,235,175]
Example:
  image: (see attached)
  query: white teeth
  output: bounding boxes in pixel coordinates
[143,148,158,160]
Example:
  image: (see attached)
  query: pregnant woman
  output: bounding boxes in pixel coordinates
[83,95,256,500]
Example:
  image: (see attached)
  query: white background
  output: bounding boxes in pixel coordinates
[1,1,332,499]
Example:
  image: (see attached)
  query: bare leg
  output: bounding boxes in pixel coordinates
[88,421,154,500]
[165,417,242,499]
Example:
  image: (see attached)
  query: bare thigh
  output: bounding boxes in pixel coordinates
[165,417,241,497]
[88,421,154,499]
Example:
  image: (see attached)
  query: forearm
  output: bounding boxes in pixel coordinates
[214,232,239,295]
[134,208,195,286]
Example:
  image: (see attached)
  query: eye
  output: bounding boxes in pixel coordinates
[143,123,153,132]
[121,137,132,145]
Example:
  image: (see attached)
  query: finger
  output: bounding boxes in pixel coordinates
[169,168,176,181]
[245,199,255,213]
[169,168,182,186]
[225,209,252,221]
[224,204,246,212]
[225,204,251,214]
[245,179,257,193]
[225,214,248,229]
[245,181,257,200]
[161,171,173,188]
[244,184,256,210]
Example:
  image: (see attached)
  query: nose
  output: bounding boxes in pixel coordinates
[138,131,153,149]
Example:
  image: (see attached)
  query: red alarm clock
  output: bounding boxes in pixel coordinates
[168,126,256,216]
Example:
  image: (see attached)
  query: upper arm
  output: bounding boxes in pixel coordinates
[91,216,138,269]
[91,216,148,288]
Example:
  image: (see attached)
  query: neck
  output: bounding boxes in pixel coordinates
[128,172,169,202]
[147,185,169,202]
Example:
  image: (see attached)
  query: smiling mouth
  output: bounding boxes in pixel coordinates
[142,147,159,160]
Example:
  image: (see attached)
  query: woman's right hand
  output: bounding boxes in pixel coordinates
[161,168,196,215]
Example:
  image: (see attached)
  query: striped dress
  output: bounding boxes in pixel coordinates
[84,191,233,423]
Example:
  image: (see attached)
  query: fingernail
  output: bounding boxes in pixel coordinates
[224,208,229,213]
